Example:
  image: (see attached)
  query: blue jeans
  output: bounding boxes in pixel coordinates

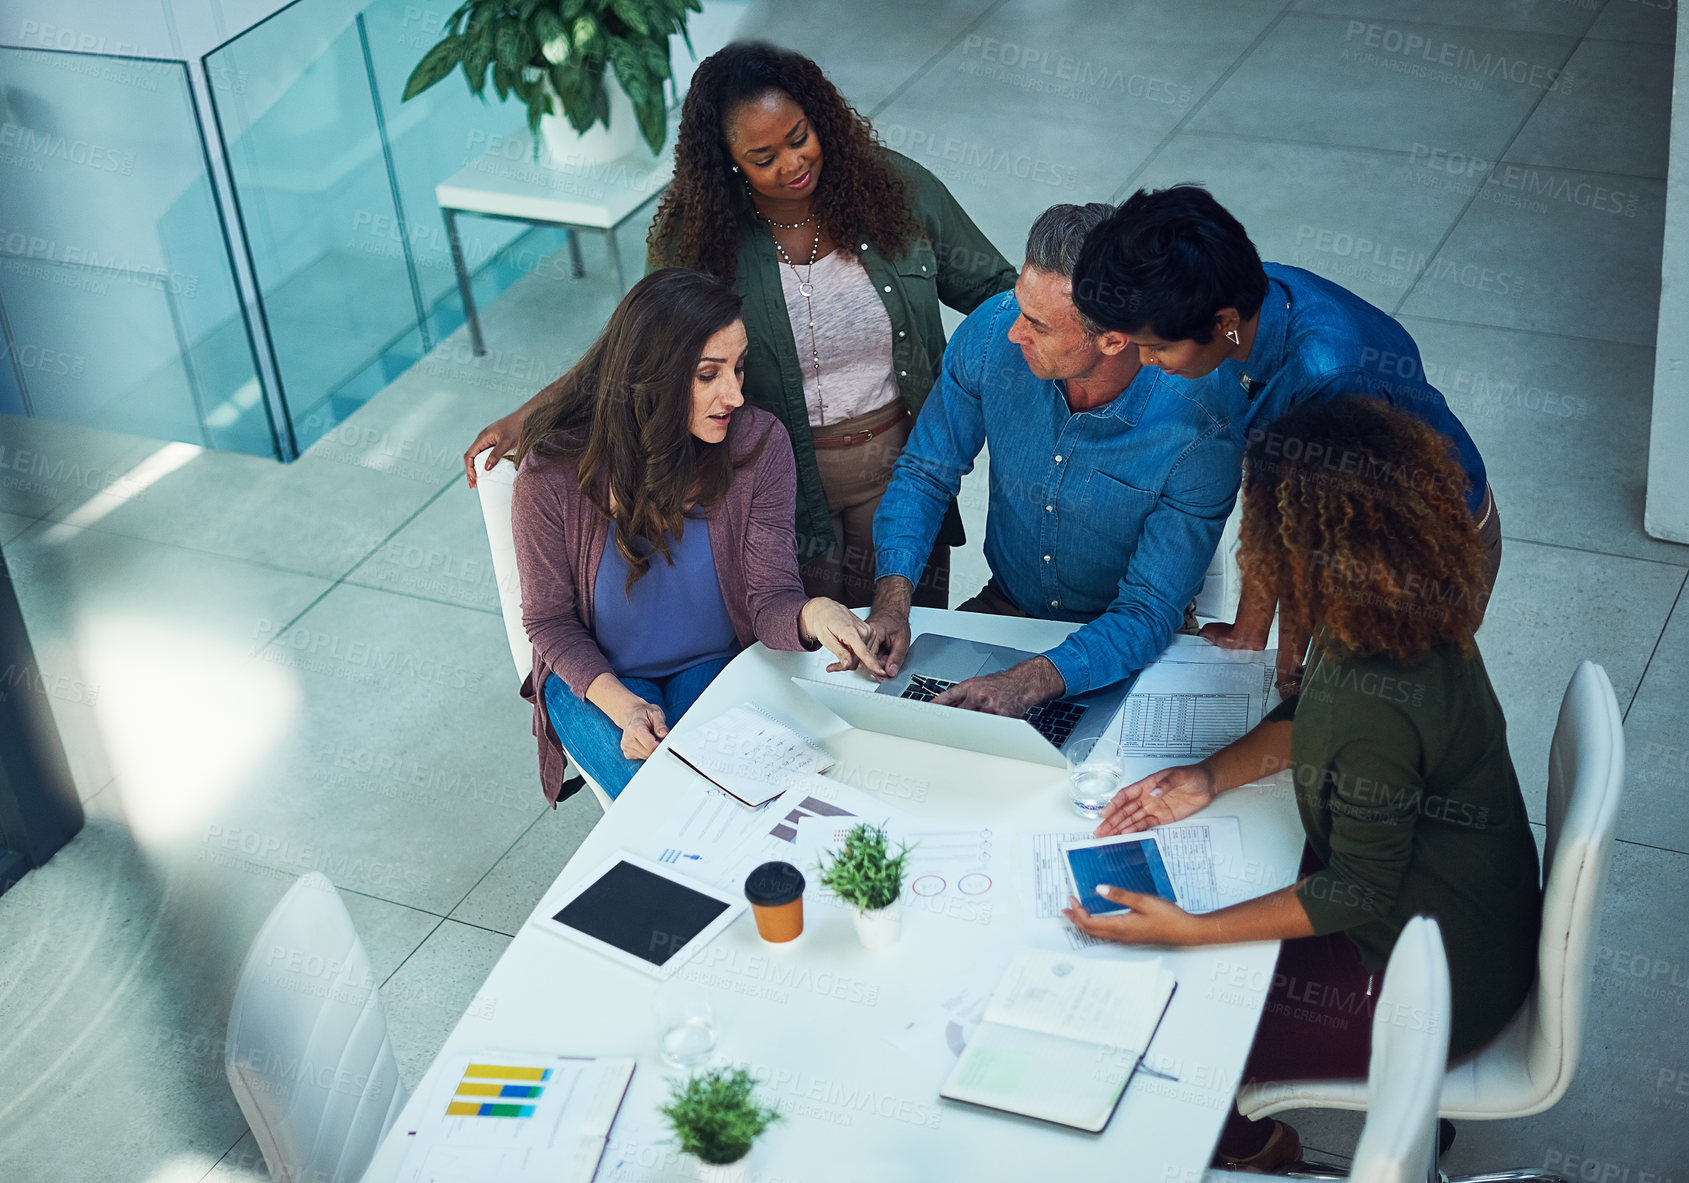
[542,654,733,800]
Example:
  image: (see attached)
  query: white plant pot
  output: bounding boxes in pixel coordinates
[694,1156,749,1183]
[851,898,903,949]
[538,72,644,167]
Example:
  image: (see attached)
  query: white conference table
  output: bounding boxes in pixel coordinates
[362,608,1305,1182]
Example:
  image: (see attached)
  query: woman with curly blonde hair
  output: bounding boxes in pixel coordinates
[469,42,1016,608]
[1065,398,1541,1172]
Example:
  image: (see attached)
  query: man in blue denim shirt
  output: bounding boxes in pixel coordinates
[1072,186,1499,689]
[864,204,1242,716]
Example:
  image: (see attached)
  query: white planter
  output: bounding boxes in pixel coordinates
[539,72,644,167]
[851,898,903,949]
[694,1156,749,1183]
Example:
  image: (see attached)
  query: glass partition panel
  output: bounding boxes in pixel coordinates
[0,49,270,456]
[357,0,571,342]
[206,3,425,451]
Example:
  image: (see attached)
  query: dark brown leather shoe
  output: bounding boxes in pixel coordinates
[1211,1120,1303,1173]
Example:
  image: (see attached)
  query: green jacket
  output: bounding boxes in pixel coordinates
[648,151,1018,558]
[1268,641,1542,1056]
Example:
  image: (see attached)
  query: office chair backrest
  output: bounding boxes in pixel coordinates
[225,872,409,1183]
[473,448,614,810]
[1522,660,1624,1108]
[1349,916,1451,1183]
[474,450,532,685]
[1193,499,1244,624]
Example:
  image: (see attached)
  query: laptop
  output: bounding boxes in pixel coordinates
[791,632,1139,768]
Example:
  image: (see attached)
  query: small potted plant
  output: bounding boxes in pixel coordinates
[817,822,914,949]
[401,0,700,164]
[659,1065,781,1183]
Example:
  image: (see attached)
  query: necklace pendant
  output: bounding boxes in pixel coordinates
[798,281,814,297]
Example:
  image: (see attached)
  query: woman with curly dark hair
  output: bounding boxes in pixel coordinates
[468,42,1017,608]
[1064,398,1541,1172]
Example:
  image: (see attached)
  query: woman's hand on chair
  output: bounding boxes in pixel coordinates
[800,598,888,678]
[1094,763,1216,837]
[462,408,528,487]
[617,700,669,760]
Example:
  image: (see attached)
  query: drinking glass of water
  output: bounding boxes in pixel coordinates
[1066,736,1124,820]
[657,992,717,1071]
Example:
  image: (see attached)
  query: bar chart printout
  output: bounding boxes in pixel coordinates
[400,1053,635,1183]
[445,1062,548,1118]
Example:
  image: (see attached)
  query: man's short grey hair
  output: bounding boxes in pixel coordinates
[1024,202,1115,334]
[1024,203,1115,277]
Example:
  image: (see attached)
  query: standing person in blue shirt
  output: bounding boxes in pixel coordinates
[1071,185,1500,689]
[861,204,1242,716]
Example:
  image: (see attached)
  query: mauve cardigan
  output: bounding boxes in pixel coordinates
[512,405,812,805]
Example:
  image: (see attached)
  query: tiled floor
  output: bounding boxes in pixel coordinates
[2,0,1686,1179]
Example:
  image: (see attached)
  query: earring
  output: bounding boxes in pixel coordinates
[1225,329,1240,346]
[731,165,740,173]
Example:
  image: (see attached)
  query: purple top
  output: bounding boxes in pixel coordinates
[594,520,739,679]
[511,405,814,805]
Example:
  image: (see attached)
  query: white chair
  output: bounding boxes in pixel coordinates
[1346,917,1453,1183]
[1239,661,1624,1183]
[1207,915,1452,1183]
[1193,498,1244,626]
[474,449,613,810]
[225,872,409,1183]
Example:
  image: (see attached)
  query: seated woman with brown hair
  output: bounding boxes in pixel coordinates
[512,268,881,804]
[1065,397,1542,1171]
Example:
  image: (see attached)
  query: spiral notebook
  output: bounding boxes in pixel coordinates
[667,702,834,807]
[940,950,1176,1133]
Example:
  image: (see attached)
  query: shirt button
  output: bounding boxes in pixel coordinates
[860,242,868,250]
[899,370,907,377]
[1051,600,1060,607]
[920,264,927,271]
[1045,505,1053,512]
[883,285,892,293]
[1054,455,1063,463]
[898,331,905,338]
[1043,555,1051,563]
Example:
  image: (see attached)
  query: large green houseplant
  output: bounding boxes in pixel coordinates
[401,0,700,158]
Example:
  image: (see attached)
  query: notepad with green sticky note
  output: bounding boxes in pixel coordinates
[938,949,1176,1133]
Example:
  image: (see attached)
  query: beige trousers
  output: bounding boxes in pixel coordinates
[802,404,950,610]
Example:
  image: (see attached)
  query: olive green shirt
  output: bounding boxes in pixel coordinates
[647,151,1017,558]
[1268,641,1542,1055]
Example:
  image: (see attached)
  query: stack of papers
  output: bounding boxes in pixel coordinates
[1108,646,1279,786]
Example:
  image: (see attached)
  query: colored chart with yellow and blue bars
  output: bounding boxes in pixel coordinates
[444,1063,552,1119]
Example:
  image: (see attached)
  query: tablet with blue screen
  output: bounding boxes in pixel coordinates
[1061,834,1178,916]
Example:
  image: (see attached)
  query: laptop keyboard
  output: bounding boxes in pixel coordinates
[900,675,1089,747]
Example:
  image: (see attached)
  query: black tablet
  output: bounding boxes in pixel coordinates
[532,852,745,979]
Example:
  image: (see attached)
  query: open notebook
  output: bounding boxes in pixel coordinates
[940,950,1176,1133]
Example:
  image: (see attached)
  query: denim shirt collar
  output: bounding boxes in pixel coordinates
[1239,274,1292,398]
[1057,362,1157,426]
